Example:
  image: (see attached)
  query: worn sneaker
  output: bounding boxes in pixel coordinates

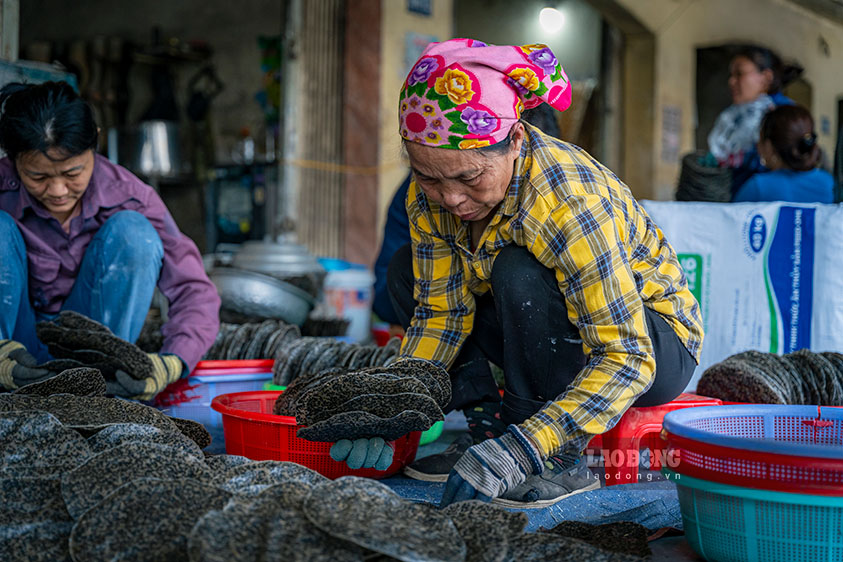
[492,456,600,508]
[403,432,473,482]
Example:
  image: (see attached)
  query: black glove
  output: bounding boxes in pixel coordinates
[0,340,55,390]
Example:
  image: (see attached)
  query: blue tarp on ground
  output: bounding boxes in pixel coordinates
[206,414,683,532]
[380,475,682,532]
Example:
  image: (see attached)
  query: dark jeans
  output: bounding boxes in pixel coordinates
[387,244,696,427]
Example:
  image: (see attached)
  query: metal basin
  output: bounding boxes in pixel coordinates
[232,240,326,276]
[231,239,327,298]
[210,267,314,326]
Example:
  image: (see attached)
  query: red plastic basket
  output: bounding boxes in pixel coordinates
[210,390,421,479]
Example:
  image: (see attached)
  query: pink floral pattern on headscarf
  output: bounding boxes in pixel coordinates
[399,38,571,149]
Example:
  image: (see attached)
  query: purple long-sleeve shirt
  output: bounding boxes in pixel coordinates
[0,153,220,371]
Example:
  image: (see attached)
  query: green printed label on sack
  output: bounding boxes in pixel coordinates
[678,253,703,315]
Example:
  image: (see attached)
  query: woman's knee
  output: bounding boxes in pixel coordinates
[98,211,163,265]
[0,210,26,261]
[0,210,19,238]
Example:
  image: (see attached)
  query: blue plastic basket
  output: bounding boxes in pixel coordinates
[665,468,843,562]
[663,405,843,456]
[662,405,843,495]
[154,362,274,428]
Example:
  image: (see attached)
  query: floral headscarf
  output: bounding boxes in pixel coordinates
[399,38,571,149]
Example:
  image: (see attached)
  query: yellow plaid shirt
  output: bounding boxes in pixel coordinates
[398,123,704,458]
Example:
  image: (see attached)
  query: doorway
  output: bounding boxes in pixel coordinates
[695,44,813,151]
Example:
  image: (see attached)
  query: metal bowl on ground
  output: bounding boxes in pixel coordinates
[231,240,326,298]
[210,267,315,326]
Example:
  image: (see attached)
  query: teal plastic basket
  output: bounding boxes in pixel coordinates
[664,468,843,562]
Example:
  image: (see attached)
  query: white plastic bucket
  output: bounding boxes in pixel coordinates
[323,266,375,343]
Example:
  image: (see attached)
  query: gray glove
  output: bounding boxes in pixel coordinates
[0,340,55,390]
[441,427,543,507]
[330,438,394,471]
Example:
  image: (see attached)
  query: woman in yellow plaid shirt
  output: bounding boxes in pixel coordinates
[375,39,703,508]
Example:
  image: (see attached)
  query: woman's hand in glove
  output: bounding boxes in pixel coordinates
[330,437,394,471]
[0,339,54,390]
[440,426,543,507]
[106,353,184,400]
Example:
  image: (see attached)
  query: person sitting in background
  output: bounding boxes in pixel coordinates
[707,45,802,193]
[0,81,220,397]
[733,105,833,203]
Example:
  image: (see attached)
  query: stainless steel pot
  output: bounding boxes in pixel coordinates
[107,120,185,179]
[231,239,327,298]
[210,267,315,326]
[231,240,325,277]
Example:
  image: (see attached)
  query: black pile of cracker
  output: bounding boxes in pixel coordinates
[273,336,402,387]
[35,312,161,392]
[301,314,351,338]
[2,374,644,562]
[273,358,449,442]
[539,521,652,559]
[697,349,843,405]
[203,319,301,361]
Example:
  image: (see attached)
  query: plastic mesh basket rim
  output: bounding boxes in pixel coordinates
[210,390,421,479]
[663,405,843,495]
[211,390,297,425]
[663,405,843,459]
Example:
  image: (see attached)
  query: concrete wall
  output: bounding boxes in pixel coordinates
[1,0,19,61]
[19,0,281,162]
[454,0,603,81]
[613,0,843,200]
[377,0,454,238]
[376,0,602,236]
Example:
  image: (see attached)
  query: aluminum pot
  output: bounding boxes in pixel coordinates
[107,120,185,179]
[210,267,314,326]
[232,240,325,277]
[231,240,327,299]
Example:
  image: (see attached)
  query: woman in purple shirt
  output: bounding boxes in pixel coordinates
[0,81,220,398]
